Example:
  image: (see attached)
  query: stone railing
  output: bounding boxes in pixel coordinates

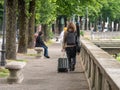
[91,31,120,40]
[84,31,120,40]
[80,37,120,90]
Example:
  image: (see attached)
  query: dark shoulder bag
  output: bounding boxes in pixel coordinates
[76,36,81,53]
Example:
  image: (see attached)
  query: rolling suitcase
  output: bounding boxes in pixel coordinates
[57,57,69,72]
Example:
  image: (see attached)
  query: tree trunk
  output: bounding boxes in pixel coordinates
[102,21,105,32]
[109,21,112,31]
[17,0,28,53]
[114,21,117,31]
[6,0,17,59]
[79,17,82,30]
[85,18,87,30]
[118,21,120,31]
[41,24,47,41]
[28,0,35,48]
[94,19,97,32]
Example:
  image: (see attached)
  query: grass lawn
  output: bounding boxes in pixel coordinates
[0,67,9,78]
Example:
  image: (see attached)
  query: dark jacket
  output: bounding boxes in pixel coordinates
[35,36,46,47]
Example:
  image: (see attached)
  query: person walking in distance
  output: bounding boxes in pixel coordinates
[59,27,67,45]
[62,22,78,71]
[35,31,50,58]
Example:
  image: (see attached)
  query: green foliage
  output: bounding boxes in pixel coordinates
[46,39,53,46]
[16,59,28,62]
[35,0,41,25]
[56,0,104,18]
[36,0,57,25]
[48,30,54,39]
[35,0,120,28]
[112,36,120,39]
[56,0,82,17]
[116,53,120,61]
[7,59,27,63]
[46,25,54,39]
[80,30,84,36]
[101,0,120,21]
[0,1,3,24]
[116,57,120,61]
[27,53,37,56]
[0,0,4,3]
[0,68,9,78]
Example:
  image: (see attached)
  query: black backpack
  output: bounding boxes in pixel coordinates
[66,31,76,45]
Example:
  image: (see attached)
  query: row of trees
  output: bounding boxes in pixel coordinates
[0,0,57,61]
[0,0,119,60]
[56,0,120,31]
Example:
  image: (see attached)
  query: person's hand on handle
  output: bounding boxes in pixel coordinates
[61,48,65,52]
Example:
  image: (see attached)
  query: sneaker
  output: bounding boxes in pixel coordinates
[45,56,50,58]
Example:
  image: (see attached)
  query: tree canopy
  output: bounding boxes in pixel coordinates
[0,0,120,27]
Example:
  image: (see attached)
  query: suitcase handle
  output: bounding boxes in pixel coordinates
[61,51,66,58]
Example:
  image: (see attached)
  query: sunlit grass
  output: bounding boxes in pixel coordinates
[0,68,9,78]
[27,54,37,56]
[80,30,84,36]
[46,39,54,45]
[0,59,27,78]
[112,36,120,39]
[7,59,27,63]
[116,57,120,61]
[16,59,28,62]
[116,53,120,61]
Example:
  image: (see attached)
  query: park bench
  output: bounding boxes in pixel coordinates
[34,47,43,57]
[5,61,26,84]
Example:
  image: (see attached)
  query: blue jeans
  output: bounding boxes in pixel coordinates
[41,45,48,56]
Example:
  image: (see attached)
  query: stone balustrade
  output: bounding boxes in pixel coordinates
[80,37,120,90]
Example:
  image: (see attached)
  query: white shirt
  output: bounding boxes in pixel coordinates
[59,31,64,44]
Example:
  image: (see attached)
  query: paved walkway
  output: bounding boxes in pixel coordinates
[0,41,89,90]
